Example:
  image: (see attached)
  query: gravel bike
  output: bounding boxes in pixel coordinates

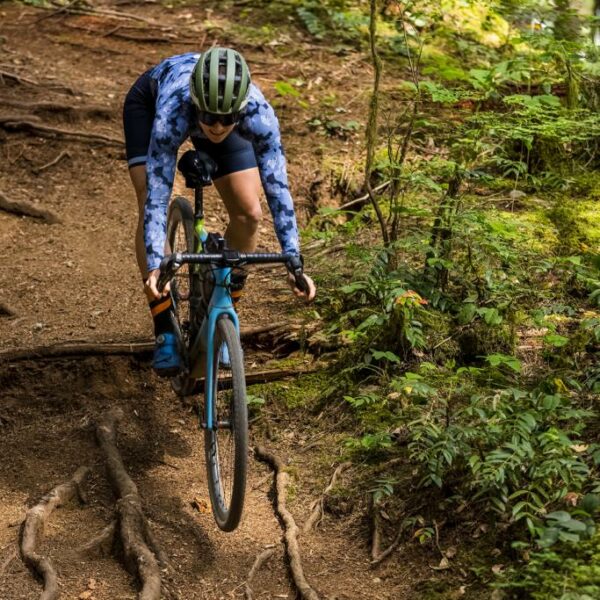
[157,150,307,531]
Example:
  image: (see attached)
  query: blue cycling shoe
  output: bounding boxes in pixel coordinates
[153,333,182,377]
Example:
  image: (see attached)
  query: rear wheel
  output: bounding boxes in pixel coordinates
[166,196,196,396]
[204,316,247,531]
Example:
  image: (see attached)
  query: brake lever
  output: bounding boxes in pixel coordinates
[293,268,309,294]
[157,254,182,293]
[286,255,309,295]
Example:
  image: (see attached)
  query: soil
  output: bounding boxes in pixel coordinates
[0,3,435,599]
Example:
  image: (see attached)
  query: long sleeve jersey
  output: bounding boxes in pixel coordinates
[143,52,300,272]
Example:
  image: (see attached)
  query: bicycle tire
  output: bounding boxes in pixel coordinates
[166,196,196,396]
[204,315,248,531]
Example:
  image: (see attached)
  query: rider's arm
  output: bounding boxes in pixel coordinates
[144,105,189,273]
[237,87,301,257]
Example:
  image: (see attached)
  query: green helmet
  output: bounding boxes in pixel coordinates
[190,48,251,114]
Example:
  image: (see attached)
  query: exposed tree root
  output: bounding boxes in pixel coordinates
[303,462,351,533]
[95,408,168,600]
[369,496,421,566]
[0,322,295,362]
[0,190,60,224]
[77,521,117,558]
[0,69,81,95]
[32,1,165,25]
[0,546,18,579]
[33,150,71,174]
[254,446,320,600]
[370,515,407,566]
[244,546,276,600]
[20,466,91,600]
[2,99,112,119]
[0,69,39,86]
[0,300,17,317]
[0,117,122,146]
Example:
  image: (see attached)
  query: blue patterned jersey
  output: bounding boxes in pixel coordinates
[142,52,300,272]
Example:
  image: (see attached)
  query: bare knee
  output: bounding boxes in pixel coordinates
[230,202,262,232]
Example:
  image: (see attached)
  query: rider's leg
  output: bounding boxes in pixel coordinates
[129,164,179,374]
[129,165,150,284]
[214,167,263,251]
[214,167,262,307]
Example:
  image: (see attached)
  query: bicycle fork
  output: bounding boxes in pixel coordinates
[189,266,240,430]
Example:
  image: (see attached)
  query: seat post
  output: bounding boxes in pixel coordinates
[194,186,204,221]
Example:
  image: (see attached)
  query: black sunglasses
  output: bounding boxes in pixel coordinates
[198,111,239,126]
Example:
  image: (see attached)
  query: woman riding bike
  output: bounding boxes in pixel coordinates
[123,48,316,375]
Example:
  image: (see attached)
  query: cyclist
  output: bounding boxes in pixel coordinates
[123,49,316,376]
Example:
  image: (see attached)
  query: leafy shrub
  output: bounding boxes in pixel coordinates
[408,386,596,532]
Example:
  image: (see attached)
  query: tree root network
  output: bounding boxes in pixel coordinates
[20,466,91,600]
[254,446,320,600]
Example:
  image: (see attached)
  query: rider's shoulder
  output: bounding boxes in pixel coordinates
[242,83,275,117]
[150,52,200,81]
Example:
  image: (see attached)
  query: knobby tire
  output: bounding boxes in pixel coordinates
[166,196,196,397]
[205,315,248,531]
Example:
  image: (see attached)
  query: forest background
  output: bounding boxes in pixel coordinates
[0,0,599,598]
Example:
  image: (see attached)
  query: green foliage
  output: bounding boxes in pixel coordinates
[408,386,596,531]
[500,528,600,599]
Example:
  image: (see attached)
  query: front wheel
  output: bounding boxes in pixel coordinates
[204,316,248,531]
[166,196,196,396]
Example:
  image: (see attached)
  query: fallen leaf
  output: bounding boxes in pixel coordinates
[571,444,588,453]
[191,497,209,514]
[432,557,450,571]
[564,492,579,506]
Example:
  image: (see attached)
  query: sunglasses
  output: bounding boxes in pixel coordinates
[198,111,239,126]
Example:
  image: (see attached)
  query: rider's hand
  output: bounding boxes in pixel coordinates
[145,268,170,300]
[287,272,316,302]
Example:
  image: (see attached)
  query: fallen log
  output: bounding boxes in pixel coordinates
[0,117,122,146]
[96,408,166,600]
[20,467,91,600]
[254,446,320,600]
[0,190,60,224]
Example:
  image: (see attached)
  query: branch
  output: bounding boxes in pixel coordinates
[254,446,320,600]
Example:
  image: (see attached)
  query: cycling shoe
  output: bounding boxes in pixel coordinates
[153,333,182,377]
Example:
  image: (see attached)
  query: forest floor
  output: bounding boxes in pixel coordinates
[0,2,450,599]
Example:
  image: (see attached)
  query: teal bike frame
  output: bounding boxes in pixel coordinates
[160,186,292,429]
[192,266,239,430]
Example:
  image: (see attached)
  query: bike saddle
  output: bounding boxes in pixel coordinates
[177,150,218,188]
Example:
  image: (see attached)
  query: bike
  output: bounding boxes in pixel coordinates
[157,150,307,532]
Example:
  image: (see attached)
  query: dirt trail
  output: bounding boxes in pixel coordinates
[0,3,428,599]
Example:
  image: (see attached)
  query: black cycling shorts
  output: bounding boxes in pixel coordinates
[122,70,257,178]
